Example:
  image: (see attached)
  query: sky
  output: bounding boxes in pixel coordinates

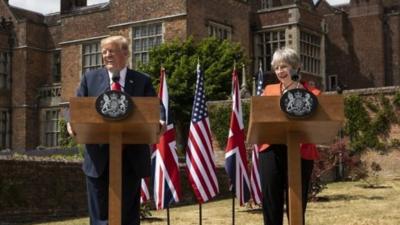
[9,0,350,15]
[9,0,109,14]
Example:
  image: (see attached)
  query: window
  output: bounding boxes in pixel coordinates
[260,0,273,9]
[0,109,10,149]
[82,42,102,73]
[208,21,232,40]
[0,52,10,89]
[42,109,60,147]
[52,51,61,83]
[133,23,163,66]
[328,75,338,91]
[300,31,321,75]
[256,30,285,72]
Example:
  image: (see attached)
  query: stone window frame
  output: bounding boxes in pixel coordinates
[0,51,10,90]
[328,74,338,91]
[0,109,10,150]
[41,108,60,147]
[300,31,321,76]
[52,50,61,83]
[132,22,163,67]
[207,20,232,41]
[256,29,286,72]
[82,42,102,74]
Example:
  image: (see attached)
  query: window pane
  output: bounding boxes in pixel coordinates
[82,41,101,72]
[132,23,163,67]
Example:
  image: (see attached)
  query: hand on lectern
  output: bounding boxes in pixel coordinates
[159,120,167,135]
[67,122,76,137]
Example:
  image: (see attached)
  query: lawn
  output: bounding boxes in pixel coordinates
[29,179,400,225]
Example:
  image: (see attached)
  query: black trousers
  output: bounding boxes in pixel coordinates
[259,144,314,225]
[86,167,142,225]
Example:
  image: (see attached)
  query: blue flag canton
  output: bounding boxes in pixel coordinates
[192,68,208,123]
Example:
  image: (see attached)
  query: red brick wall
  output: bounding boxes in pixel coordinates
[187,0,251,56]
[0,158,87,222]
[61,9,110,42]
[110,0,186,25]
[385,13,400,85]
[349,13,385,88]
[324,12,353,87]
[61,45,82,102]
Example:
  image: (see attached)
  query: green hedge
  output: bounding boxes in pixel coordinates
[208,100,250,150]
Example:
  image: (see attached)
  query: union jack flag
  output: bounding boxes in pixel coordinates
[250,63,264,205]
[151,67,182,210]
[140,178,150,204]
[225,67,251,206]
[185,63,219,203]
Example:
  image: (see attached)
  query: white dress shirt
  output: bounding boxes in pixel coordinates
[107,67,127,91]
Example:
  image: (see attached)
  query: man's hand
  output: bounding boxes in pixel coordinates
[159,120,167,135]
[67,122,76,137]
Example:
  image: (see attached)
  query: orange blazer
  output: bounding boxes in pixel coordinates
[259,83,321,160]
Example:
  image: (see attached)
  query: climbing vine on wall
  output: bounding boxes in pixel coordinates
[344,93,400,153]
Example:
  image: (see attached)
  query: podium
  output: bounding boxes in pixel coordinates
[247,94,344,225]
[69,97,160,225]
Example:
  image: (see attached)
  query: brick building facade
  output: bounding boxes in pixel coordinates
[0,0,399,151]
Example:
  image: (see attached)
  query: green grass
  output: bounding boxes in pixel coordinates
[31,179,400,225]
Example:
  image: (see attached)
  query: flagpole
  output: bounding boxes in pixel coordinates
[199,203,202,225]
[167,206,170,225]
[232,191,235,225]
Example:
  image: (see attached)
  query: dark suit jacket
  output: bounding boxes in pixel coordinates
[76,67,157,178]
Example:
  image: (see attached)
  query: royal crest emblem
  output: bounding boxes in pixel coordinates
[95,91,133,120]
[280,88,318,118]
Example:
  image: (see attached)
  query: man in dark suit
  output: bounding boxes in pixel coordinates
[67,35,161,225]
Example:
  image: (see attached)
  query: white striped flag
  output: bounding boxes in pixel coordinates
[185,63,219,203]
[151,67,182,210]
[224,66,251,206]
[250,63,264,205]
[140,178,150,204]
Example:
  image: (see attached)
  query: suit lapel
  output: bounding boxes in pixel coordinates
[98,68,110,94]
[124,69,135,96]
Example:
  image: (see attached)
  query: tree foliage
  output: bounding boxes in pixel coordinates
[138,37,247,149]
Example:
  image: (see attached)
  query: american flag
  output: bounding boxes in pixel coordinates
[250,63,263,205]
[140,178,150,204]
[185,63,219,203]
[224,67,251,206]
[150,67,182,210]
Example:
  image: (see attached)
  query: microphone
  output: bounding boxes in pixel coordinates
[111,70,120,82]
[290,68,301,82]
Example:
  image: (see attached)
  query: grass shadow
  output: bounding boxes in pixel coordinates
[314,194,384,202]
[1,212,88,225]
[238,207,263,214]
[355,184,392,189]
[141,217,165,222]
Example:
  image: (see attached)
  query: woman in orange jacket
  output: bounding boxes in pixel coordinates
[259,47,320,225]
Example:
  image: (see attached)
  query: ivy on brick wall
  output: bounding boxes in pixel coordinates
[344,93,400,153]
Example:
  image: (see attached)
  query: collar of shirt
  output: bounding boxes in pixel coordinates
[107,67,127,91]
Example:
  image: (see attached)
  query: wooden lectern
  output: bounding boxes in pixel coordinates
[247,94,344,225]
[69,97,160,225]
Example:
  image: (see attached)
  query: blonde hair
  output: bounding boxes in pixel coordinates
[100,35,130,54]
[271,47,300,69]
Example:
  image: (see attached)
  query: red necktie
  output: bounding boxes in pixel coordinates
[111,81,121,91]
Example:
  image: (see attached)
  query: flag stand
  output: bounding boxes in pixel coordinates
[232,191,235,225]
